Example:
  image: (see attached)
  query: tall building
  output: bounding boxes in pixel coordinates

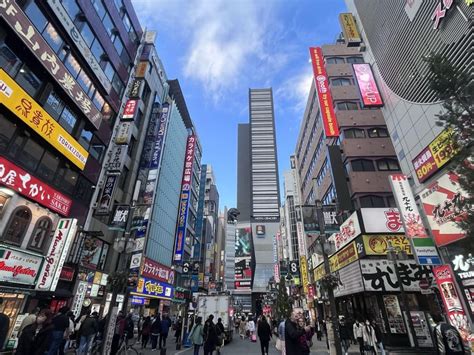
[236,88,280,309]
[282,165,302,262]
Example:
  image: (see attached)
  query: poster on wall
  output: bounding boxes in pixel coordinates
[410,311,434,347]
[383,295,406,334]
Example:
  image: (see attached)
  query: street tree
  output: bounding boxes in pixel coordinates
[275,277,292,321]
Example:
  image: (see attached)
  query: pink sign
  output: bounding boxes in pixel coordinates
[0,156,72,215]
[141,257,175,284]
[353,64,383,107]
[122,99,138,119]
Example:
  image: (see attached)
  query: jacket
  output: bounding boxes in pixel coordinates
[80,316,98,337]
[298,328,314,355]
[52,313,69,332]
[203,320,218,349]
[362,324,378,349]
[141,321,151,336]
[257,320,272,342]
[161,318,171,335]
[435,323,465,355]
[151,318,162,335]
[278,320,285,340]
[16,323,53,355]
[284,319,305,355]
[189,324,204,345]
[339,324,351,340]
[353,322,364,339]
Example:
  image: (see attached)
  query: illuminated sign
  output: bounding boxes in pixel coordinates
[0,69,88,170]
[412,128,459,183]
[122,99,138,120]
[353,64,383,107]
[0,2,102,129]
[360,208,405,234]
[173,135,196,263]
[339,13,361,46]
[141,258,175,284]
[309,47,339,137]
[0,245,42,285]
[0,156,72,216]
[300,256,309,295]
[132,277,174,300]
[135,62,148,78]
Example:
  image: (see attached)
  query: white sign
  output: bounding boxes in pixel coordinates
[115,122,132,145]
[360,208,405,234]
[71,281,88,318]
[334,261,364,297]
[330,211,362,252]
[296,221,307,257]
[106,145,128,171]
[130,253,142,269]
[404,0,423,21]
[37,218,77,291]
[46,0,112,93]
[104,307,119,354]
[0,246,42,285]
[101,273,109,286]
[90,284,100,297]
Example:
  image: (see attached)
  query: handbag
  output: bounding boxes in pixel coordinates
[276,338,282,351]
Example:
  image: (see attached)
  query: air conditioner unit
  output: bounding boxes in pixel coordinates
[359,43,366,52]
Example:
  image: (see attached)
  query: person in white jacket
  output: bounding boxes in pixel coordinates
[247,318,256,339]
[362,320,378,354]
[353,319,364,354]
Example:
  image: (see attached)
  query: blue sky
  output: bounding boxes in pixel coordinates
[132,0,347,210]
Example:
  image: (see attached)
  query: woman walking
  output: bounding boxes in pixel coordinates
[16,309,54,355]
[141,316,152,349]
[189,317,204,355]
[257,315,272,355]
[297,318,314,355]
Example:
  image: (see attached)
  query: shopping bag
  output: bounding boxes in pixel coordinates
[251,334,257,342]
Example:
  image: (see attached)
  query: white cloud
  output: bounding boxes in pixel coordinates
[276,68,314,116]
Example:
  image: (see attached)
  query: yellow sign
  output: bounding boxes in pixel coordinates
[300,256,309,295]
[339,13,361,46]
[313,242,359,281]
[0,69,88,170]
[135,62,148,78]
[361,234,412,256]
[429,128,459,170]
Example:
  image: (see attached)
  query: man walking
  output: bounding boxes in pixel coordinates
[433,314,465,355]
[160,314,172,349]
[203,315,218,355]
[48,306,70,355]
[353,319,364,354]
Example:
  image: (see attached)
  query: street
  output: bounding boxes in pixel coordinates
[139,336,361,355]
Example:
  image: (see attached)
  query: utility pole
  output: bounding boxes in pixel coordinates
[315,200,342,355]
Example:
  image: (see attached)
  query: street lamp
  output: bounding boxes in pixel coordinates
[387,242,419,348]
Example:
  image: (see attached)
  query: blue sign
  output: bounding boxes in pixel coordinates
[133,277,174,300]
[131,296,145,305]
[174,191,191,262]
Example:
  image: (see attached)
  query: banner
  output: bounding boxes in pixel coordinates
[0,69,88,170]
[173,135,196,263]
[96,175,118,215]
[0,245,42,285]
[300,256,309,295]
[420,172,467,246]
[37,218,77,291]
[309,47,339,137]
[0,156,72,216]
[330,211,361,252]
[353,64,383,107]
[389,174,441,265]
[122,99,138,120]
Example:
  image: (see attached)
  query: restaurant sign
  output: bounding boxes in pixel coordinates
[0,245,42,285]
[0,156,72,216]
[358,234,412,257]
[132,277,174,300]
[0,69,88,170]
[0,2,102,128]
[141,257,175,284]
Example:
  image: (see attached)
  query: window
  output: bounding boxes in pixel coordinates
[59,107,78,133]
[112,35,124,56]
[368,127,389,138]
[37,151,60,183]
[79,128,93,150]
[326,57,345,64]
[77,70,92,94]
[346,56,364,64]
[55,167,78,194]
[15,64,42,97]
[0,44,22,76]
[24,1,47,32]
[331,78,352,86]
[80,23,95,48]
[344,128,366,138]
[103,62,114,81]
[91,39,105,63]
[112,73,124,97]
[103,14,114,37]
[62,0,80,20]
[43,23,63,53]
[28,217,53,252]
[377,159,400,171]
[45,91,65,120]
[360,195,385,208]
[17,138,44,171]
[89,144,105,162]
[74,176,94,205]
[0,115,16,152]
[65,53,81,79]
[336,101,359,111]
[4,207,32,245]
[91,0,106,20]
[351,159,375,172]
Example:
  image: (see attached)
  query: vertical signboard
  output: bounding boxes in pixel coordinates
[353,64,384,107]
[173,135,196,263]
[96,175,118,215]
[339,13,362,46]
[389,174,441,265]
[309,47,339,137]
[300,256,310,295]
[235,226,253,290]
[36,219,77,291]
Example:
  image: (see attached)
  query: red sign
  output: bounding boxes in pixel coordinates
[309,47,339,137]
[122,99,138,119]
[141,257,175,284]
[0,156,72,215]
[59,266,75,281]
[433,265,470,342]
[353,64,383,107]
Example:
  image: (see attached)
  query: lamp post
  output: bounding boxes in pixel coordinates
[315,199,342,355]
[387,242,419,348]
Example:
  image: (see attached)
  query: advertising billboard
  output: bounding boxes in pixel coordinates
[0,69,89,170]
[358,234,412,257]
[0,245,43,285]
[235,227,253,291]
[412,128,459,183]
[339,13,362,46]
[353,64,384,107]
[419,172,467,246]
[132,277,174,300]
[360,208,405,234]
[329,211,362,252]
[309,47,339,137]
[389,174,441,265]
[173,135,196,263]
[96,175,118,215]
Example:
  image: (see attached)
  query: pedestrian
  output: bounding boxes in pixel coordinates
[48,306,70,355]
[141,316,151,349]
[137,316,143,342]
[150,314,162,351]
[362,320,377,355]
[125,313,135,345]
[239,316,247,339]
[160,314,172,349]
[78,311,98,355]
[339,316,352,355]
[297,317,314,355]
[247,317,256,340]
[189,317,204,355]
[175,316,183,343]
[111,311,126,355]
[433,314,465,355]
[257,315,272,355]
[285,308,308,355]
[16,309,54,355]
[315,319,322,341]
[277,318,286,355]
[353,319,365,354]
[371,320,385,355]
[64,311,76,353]
[18,307,40,336]
[216,317,225,354]
[203,315,218,355]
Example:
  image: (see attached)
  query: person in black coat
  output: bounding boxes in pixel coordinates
[285,308,308,355]
[150,314,162,351]
[257,315,272,355]
[203,315,218,355]
[16,309,54,355]
[339,317,352,355]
